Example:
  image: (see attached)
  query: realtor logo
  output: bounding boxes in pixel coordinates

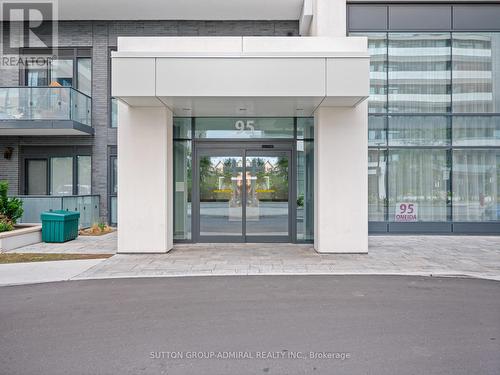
[1,0,58,56]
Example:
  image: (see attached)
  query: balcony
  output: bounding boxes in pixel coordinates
[0,87,93,135]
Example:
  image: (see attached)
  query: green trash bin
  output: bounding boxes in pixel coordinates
[41,210,80,243]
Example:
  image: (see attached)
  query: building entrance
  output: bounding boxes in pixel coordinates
[193,141,294,242]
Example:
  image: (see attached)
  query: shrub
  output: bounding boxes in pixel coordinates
[0,181,24,231]
[0,221,14,232]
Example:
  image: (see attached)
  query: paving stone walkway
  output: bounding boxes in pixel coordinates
[8,231,117,254]
[73,236,500,281]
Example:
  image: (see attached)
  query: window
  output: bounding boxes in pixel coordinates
[26,160,47,195]
[452,33,500,113]
[355,30,500,230]
[453,116,500,146]
[368,116,387,146]
[23,49,91,96]
[368,149,387,221]
[50,157,73,195]
[50,59,73,87]
[453,149,499,221]
[77,58,92,96]
[110,98,118,128]
[388,149,450,222]
[77,156,92,195]
[388,116,450,146]
[388,33,451,113]
[24,153,91,196]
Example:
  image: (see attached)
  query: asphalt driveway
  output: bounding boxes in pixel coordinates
[0,276,499,375]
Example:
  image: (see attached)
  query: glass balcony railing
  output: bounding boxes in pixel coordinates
[0,86,91,126]
[14,195,100,229]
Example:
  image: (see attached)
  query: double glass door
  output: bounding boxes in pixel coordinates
[194,143,292,242]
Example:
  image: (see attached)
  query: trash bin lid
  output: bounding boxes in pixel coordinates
[41,210,80,220]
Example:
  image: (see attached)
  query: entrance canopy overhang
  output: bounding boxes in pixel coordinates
[111,36,369,117]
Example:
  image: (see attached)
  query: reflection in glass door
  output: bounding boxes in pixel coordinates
[198,153,244,239]
[195,146,292,242]
[246,152,289,239]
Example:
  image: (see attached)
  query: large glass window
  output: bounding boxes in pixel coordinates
[25,154,91,196]
[24,50,92,96]
[452,33,500,113]
[368,149,387,221]
[388,33,451,113]
[388,149,450,222]
[453,149,499,222]
[368,116,387,146]
[453,116,500,146]
[351,33,387,113]
[50,157,73,195]
[388,116,450,146]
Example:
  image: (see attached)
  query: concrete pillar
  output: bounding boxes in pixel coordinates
[117,102,173,253]
[309,0,346,37]
[314,102,368,253]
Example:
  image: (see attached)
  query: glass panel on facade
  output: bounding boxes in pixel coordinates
[110,196,117,225]
[388,149,449,222]
[174,141,192,240]
[367,33,387,113]
[453,116,500,146]
[351,33,388,113]
[111,98,118,128]
[453,149,500,221]
[452,33,500,113]
[195,118,294,139]
[26,159,47,195]
[77,156,91,195]
[50,59,73,87]
[50,157,73,195]
[388,116,450,146]
[355,29,499,228]
[173,117,192,139]
[296,117,314,139]
[112,157,117,194]
[368,116,387,146]
[297,141,314,240]
[26,59,49,86]
[368,149,387,221]
[388,33,451,113]
[77,58,92,96]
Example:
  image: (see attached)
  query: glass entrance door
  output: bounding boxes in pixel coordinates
[245,152,290,240]
[194,145,292,242]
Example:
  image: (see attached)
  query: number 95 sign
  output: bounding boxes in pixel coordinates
[394,202,418,222]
